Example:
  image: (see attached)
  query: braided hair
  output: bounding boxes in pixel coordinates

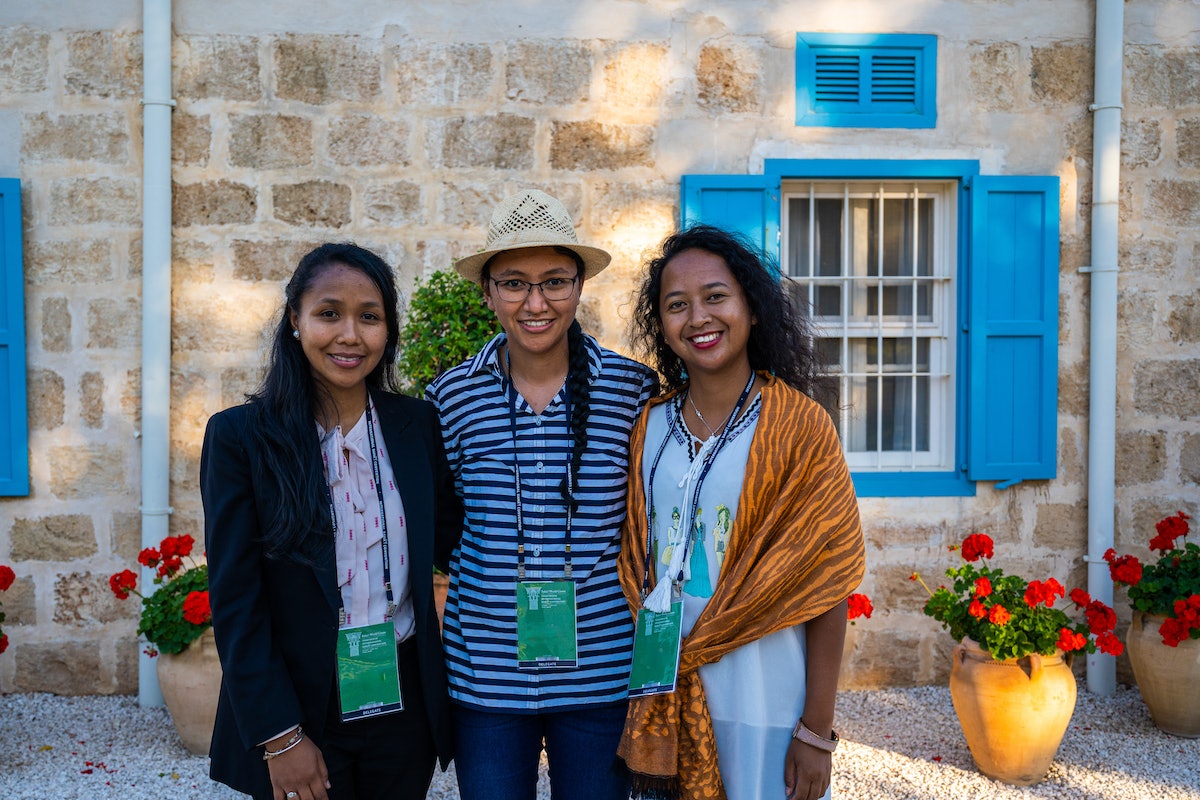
[562,319,591,511]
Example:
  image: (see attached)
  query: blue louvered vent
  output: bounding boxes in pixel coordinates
[797,34,936,128]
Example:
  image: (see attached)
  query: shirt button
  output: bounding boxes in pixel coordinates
[536,461,544,471]
[535,418,542,427]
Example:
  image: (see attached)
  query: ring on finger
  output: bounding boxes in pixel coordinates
[286,793,299,799]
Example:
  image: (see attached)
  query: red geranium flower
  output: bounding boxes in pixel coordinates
[1150,512,1190,552]
[987,604,1011,626]
[137,548,160,568]
[1085,600,1116,634]
[1107,554,1143,587]
[1096,630,1124,656]
[181,591,212,626]
[0,633,7,654]
[960,533,994,562]
[968,599,987,619]
[159,534,195,559]
[1056,627,1087,652]
[108,570,138,599]
[1024,578,1066,608]
[0,564,15,592]
[847,593,873,620]
[1069,587,1091,607]
[973,577,992,598]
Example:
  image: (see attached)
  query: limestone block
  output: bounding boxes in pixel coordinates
[49,178,139,226]
[53,571,128,625]
[170,436,202,493]
[862,521,945,550]
[876,564,935,609]
[1146,180,1200,227]
[549,121,653,170]
[1133,359,1200,417]
[968,42,1020,112]
[1115,430,1167,486]
[170,372,210,441]
[120,368,141,424]
[21,112,128,164]
[232,239,314,282]
[272,180,352,228]
[393,41,493,105]
[1031,42,1093,104]
[41,296,72,353]
[697,42,761,113]
[1118,235,1177,278]
[329,115,411,167]
[1034,502,1087,552]
[10,514,97,561]
[1128,497,1197,549]
[112,511,142,561]
[1058,428,1084,486]
[173,283,277,353]
[47,445,128,500]
[603,42,668,110]
[274,35,380,104]
[27,239,112,285]
[363,182,422,226]
[1,576,36,625]
[841,629,927,688]
[1125,46,1200,111]
[221,367,260,410]
[437,182,582,230]
[1168,294,1200,343]
[1182,434,1200,486]
[435,114,535,170]
[27,369,64,430]
[172,113,212,167]
[1177,118,1200,169]
[81,372,104,429]
[0,27,49,94]
[65,30,142,98]
[13,641,104,695]
[87,298,141,349]
[116,637,140,694]
[505,40,592,105]
[229,113,313,169]
[174,35,261,101]
[1120,118,1162,170]
[173,180,257,227]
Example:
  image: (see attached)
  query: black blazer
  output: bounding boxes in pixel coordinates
[200,391,462,797]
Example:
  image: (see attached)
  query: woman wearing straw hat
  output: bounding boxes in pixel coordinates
[426,190,656,800]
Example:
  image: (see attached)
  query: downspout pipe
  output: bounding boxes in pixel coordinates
[1085,0,1124,697]
[139,0,174,707]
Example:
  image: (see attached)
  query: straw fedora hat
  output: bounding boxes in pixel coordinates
[454,189,611,282]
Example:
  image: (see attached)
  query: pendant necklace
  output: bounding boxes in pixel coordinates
[687,391,734,439]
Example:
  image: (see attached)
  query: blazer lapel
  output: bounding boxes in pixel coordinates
[372,394,434,602]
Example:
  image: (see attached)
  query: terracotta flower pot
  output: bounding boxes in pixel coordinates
[156,628,222,755]
[949,638,1077,786]
[1126,610,1200,737]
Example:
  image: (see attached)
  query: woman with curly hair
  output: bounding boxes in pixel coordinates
[618,225,866,800]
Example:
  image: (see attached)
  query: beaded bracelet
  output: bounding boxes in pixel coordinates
[262,726,305,761]
[791,719,839,753]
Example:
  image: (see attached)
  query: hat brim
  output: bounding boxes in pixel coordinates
[454,241,612,283]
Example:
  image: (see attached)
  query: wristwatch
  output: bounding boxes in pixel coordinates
[791,718,839,752]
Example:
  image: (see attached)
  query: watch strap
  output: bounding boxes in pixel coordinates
[791,718,839,752]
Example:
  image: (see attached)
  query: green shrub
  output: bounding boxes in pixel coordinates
[397,270,498,395]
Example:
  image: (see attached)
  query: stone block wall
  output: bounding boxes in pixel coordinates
[0,1,1197,694]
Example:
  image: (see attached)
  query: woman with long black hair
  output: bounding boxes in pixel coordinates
[426,190,656,800]
[201,242,462,800]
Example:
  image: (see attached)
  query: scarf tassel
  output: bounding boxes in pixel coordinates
[628,771,681,800]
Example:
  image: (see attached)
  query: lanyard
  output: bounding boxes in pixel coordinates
[326,402,397,625]
[506,350,574,582]
[641,372,756,599]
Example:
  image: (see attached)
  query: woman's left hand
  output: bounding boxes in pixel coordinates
[783,739,831,800]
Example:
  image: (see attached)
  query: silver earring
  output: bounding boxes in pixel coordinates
[292,329,300,340]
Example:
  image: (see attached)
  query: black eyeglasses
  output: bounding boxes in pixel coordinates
[489,276,579,302]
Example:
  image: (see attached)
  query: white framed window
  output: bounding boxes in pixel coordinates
[782,181,956,471]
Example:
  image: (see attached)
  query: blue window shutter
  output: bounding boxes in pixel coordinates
[680,174,781,263]
[0,178,28,496]
[966,175,1059,485]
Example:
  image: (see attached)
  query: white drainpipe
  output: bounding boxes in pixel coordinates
[139,0,174,707]
[1085,0,1124,697]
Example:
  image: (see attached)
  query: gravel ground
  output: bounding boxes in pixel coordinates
[2,684,1197,800]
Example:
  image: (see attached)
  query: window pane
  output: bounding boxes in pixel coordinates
[787,197,811,277]
[814,198,843,277]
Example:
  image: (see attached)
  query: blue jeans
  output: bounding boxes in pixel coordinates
[452,701,630,800]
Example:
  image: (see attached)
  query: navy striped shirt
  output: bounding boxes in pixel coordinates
[426,332,655,711]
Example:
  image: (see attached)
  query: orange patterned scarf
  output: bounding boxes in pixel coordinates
[616,375,865,800]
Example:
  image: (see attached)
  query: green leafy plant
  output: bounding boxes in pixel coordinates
[913,532,1122,661]
[110,535,210,656]
[1106,511,1200,646]
[397,270,498,395]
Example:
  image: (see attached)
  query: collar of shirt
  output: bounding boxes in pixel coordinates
[467,331,604,386]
